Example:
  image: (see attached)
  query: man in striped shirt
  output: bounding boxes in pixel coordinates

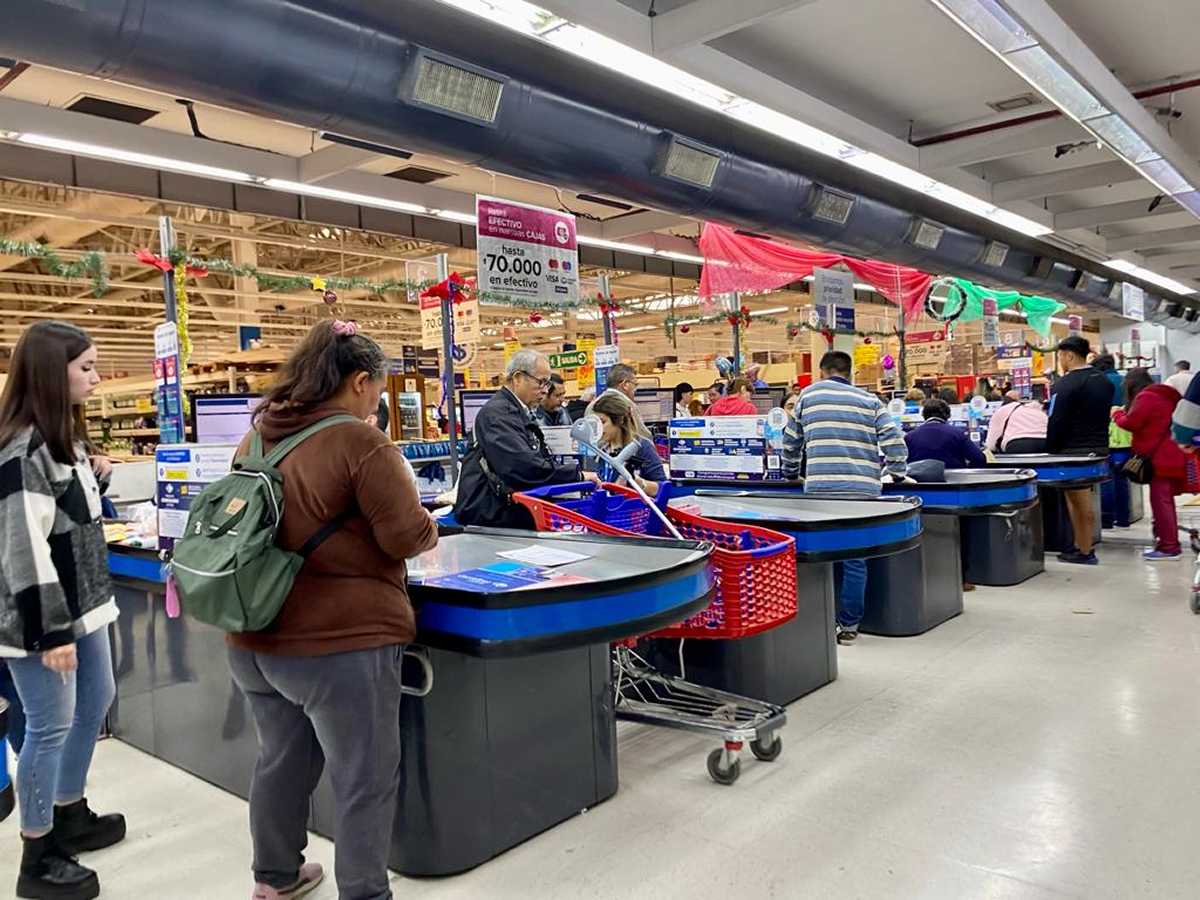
[782,351,908,643]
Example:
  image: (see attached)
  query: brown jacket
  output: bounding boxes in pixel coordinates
[227,403,438,656]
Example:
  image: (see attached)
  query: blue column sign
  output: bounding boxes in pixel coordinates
[155,322,185,445]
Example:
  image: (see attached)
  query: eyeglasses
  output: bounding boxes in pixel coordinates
[518,370,552,388]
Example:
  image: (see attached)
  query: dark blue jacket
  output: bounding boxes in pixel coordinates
[904,419,986,470]
[599,437,666,483]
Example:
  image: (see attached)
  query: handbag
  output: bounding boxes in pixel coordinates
[1120,430,1168,485]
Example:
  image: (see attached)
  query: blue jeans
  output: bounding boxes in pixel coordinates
[6,627,115,834]
[1,662,25,753]
[834,559,868,630]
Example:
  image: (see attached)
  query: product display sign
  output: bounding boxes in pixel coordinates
[420,293,444,351]
[817,304,855,331]
[1011,361,1033,398]
[1122,283,1145,321]
[853,343,881,367]
[668,416,783,482]
[476,195,579,306]
[593,344,620,393]
[155,443,238,551]
[981,298,1000,349]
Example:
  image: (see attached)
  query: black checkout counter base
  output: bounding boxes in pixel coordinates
[108,557,617,877]
[861,513,964,637]
[961,503,1045,585]
[1040,484,1103,554]
[641,560,838,706]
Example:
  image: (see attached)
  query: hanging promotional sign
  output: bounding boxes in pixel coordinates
[1011,361,1033,398]
[1130,327,1141,360]
[853,343,881,368]
[981,298,1000,349]
[503,339,521,365]
[1122,283,1145,321]
[419,294,444,351]
[476,195,579,306]
[1068,314,1083,335]
[813,267,855,309]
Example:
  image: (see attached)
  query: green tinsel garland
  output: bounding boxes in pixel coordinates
[784,319,902,340]
[0,239,108,297]
[662,311,780,339]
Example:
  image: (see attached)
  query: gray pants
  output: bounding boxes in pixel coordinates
[228,644,405,900]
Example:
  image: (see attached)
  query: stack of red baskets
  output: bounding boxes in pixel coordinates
[514,483,796,640]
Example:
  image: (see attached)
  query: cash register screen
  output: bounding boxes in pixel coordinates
[635,388,675,424]
[459,390,494,434]
[752,387,786,414]
[193,394,262,445]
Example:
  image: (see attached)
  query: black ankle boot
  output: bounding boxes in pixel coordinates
[53,799,126,854]
[16,833,99,900]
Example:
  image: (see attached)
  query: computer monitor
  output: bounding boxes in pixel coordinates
[634,388,675,424]
[458,390,495,434]
[192,394,262,445]
[751,387,786,414]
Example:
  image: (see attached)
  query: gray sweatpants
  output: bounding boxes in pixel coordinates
[228,644,405,900]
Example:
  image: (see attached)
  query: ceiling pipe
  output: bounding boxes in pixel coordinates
[0,0,1185,322]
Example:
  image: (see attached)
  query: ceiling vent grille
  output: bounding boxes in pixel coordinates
[981,241,1009,267]
[910,219,945,251]
[657,138,721,188]
[411,56,503,124]
[66,95,158,125]
[386,166,451,184]
[812,187,855,225]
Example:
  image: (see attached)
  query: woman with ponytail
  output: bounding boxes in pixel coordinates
[227,320,437,900]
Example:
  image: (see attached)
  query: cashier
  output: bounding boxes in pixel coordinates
[453,349,597,529]
[904,399,986,469]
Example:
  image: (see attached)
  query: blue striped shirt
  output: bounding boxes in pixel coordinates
[782,377,908,496]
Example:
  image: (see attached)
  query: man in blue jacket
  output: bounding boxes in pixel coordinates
[905,399,986,469]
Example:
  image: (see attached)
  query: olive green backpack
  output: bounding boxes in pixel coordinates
[170,415,358,632]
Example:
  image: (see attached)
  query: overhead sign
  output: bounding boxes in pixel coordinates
[419,294,444,351]
[476,195,579,306]
[576,336,596,386]
[906,329,946,344]
[1122,283,1145,321]
[905,340,947,365]
[813,267,855,308]
[549,349,588,370]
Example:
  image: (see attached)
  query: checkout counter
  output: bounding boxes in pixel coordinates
[106,528,715,876]
[658,484,923,700]
[883,468,1043,587]
[988,454,1109,553]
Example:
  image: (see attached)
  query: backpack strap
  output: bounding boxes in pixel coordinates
[262,414,361,468]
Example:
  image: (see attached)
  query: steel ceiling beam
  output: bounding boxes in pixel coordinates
[992,161,1142,202]
[1107,226,1200,253]
[1055,197,1180,231]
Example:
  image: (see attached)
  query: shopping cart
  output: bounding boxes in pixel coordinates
[515,481,795,784]
[1178,496,1200,614]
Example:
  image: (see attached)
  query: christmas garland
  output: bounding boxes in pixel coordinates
[784,319,901,341]
[0,239,108,296]
[663,307,779,339]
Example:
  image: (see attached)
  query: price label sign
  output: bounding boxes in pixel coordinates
[476,195,579,306]
[420,294,444,351]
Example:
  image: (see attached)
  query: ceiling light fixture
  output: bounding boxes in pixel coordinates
[1104,258,1196,296]
[262,178,431,214]
[434,209,479,224]
[15,132,256,182]
[433,0,1058,240]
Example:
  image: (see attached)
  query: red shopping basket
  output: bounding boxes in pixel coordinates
[514,482,796,639]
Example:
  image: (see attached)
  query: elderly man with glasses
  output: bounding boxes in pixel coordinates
[454,349,599,528]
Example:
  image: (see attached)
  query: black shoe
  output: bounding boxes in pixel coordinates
[16,833,99,900]
[836,627,859,645]
[1059,551,1098,566]
[53,799,126,854]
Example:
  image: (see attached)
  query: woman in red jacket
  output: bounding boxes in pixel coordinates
[707,377,758,416]
[1111,368,1188,560]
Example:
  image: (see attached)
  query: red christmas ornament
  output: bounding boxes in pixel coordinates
[680,324,690,334]
[727,314,740,327]
[864,336,872,344]
[323,289,338,305]
[788,326,799,338]
[528,312,543,324]
[740,304,750,316]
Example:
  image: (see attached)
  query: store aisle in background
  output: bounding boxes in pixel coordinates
[3,544,1198,899]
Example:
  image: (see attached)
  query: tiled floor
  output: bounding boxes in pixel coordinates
[3,535,1198,899]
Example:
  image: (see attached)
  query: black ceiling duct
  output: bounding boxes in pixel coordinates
[0,0,1188,323]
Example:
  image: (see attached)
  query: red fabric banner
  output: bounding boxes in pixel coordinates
[698,222,932,323]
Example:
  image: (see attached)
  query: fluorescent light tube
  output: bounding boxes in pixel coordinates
[262,179,430,214]
[17,133,255,182]
[1104,259,1196,296]
[434,209,479,224]
[578,236,655,254]
[656,250,706,264]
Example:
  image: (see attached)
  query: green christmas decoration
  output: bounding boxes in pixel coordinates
[926,277,1066,337]
[0,239,109,297]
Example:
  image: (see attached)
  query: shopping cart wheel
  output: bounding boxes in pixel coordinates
[750,734,782,762]
[706,748,741,785]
